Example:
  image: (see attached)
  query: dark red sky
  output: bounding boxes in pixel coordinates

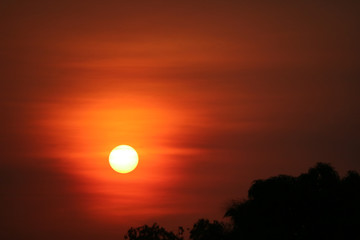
[1,1,360,239]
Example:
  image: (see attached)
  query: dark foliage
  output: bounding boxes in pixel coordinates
[124,223,183,240]
[190,219,229,240]
[225,162,360,240]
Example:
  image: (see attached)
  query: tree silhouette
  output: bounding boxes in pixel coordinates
[124,223,184,240]
[190,219,229,240]
[225,162,360,240]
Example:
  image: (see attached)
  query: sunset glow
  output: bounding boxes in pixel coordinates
[2,1,360,239]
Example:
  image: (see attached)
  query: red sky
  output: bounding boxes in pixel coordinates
[1,1,360,239]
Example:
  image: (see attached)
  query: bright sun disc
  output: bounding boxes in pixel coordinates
[109,145,139,174]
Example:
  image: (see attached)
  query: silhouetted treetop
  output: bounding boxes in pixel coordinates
[124,223,183,240]
[190,219,229,240]
[225,162,360,240]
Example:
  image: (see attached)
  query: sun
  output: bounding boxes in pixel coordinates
[109,145,139,174]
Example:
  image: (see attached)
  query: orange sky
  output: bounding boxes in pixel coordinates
[1,1,360,239]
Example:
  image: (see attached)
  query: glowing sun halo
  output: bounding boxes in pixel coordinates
[109,145,139,174]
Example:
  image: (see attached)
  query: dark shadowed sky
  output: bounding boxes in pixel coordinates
[1,1,360,239]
